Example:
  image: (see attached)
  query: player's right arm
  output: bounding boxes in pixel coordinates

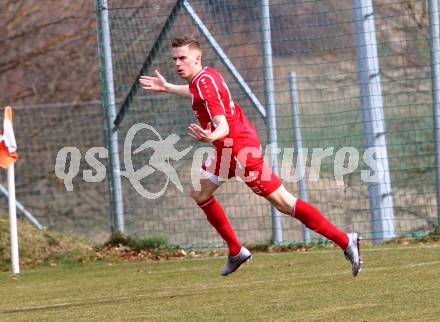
[139,70,191,98]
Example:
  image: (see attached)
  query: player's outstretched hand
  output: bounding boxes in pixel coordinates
[188,122,214,143]
[139,70,168,93]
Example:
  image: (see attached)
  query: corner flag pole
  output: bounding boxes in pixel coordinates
[8,162,19,274]
[1,106,19,274]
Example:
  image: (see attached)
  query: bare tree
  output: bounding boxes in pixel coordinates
[0,0,99,106]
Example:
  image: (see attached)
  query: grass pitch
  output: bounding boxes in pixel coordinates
[0,243,439,321]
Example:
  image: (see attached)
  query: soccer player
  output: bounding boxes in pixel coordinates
[139,36,361,276]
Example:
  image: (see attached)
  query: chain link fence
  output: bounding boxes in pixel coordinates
[94,0,440,246]
[0,103,110,242]
[7,0,435,247]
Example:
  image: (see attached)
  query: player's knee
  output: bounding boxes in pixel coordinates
[265,186,296,215]
[190,188,212,204]
[266,195,289,214]
[272,201,292,215]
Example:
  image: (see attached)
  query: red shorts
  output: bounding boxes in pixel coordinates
[201,144,282,197]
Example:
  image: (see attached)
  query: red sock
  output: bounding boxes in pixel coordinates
[197,196,241,256]
[292,199,349,249]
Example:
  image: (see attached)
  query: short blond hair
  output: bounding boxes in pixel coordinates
[171,36,201,51]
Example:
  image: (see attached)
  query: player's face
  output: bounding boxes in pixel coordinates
[172,45,201,82]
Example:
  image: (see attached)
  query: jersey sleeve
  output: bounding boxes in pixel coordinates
[195,75,226,117]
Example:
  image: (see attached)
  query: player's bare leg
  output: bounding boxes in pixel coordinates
[264,185,361,276]
[263,184,296,214]
[190,176,221,204]
[191,177,251,275]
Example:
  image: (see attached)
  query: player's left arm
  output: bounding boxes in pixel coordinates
[188,115,229,143]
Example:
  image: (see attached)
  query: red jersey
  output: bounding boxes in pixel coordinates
[189,67,260,152]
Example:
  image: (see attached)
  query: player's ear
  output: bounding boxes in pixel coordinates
[195,52,202,64]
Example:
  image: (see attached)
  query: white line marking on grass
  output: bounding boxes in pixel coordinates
[11,244,436,277]
[317,260,440,277]
[257,243,440,258]
[0,279,271,314]
[127,243,440,268]
[153,243,440,264]
[2,259,439,314]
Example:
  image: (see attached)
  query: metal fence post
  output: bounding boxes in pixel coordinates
[96,0,125,233]
[261,0,283,244]
[352,0,395,241]
[289,72,310,243]
[0,184,45,230]
[428,0,440,228]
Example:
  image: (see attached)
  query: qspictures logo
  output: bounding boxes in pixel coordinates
[55,123,386,199]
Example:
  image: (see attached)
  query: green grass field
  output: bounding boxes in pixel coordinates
[0,244,439,322]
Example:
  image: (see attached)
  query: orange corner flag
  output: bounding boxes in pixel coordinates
[0,106,18,169]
